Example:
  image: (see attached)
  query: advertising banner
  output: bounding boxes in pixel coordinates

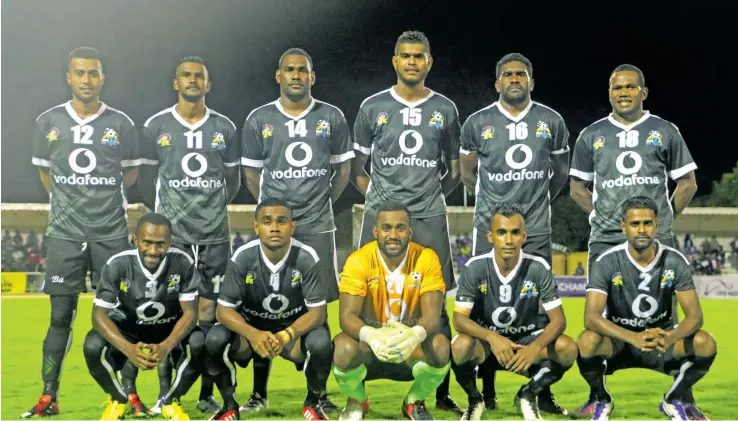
[555,276,587,297]
[694,276,738,299]
[1,272,28,294]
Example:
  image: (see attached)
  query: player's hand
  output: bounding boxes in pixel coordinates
[629,331,659,352]
[487,334,524,367]
[150,341,174,363]
[506,344,541,374]
[248,330,279,358]
[126,342,158,370]
[644,328,669,352]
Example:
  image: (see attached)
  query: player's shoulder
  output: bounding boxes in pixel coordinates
[594,242,629,265]
[646,113,682,136]
[350,241,378,263]
[245,100,278,121]
[463,251,493,273]
[105,248,138,267]
[314,98,347,120]
[579,115,612,136]
[358,88,393,110]
[659,242,690,267]
[166,246,195,266]
[231,238,261,263]
[427,90,459,115]
[101,102,135,126]
[291,238,321,267]
[411,242,440,264]
[463,102,497,126]
[521,251,552,272]
[208,108,238,131]
[144,105,176,128]
[531,101,565,123]
[36,102,68,123]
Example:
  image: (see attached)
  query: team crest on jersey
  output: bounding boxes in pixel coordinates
[535,121,552,139]
[212,132,226,150]
[102,128,119,146]
[479,280,488,294]
[593,136,606,150]
[429,111,444,129]
[520,280,538,298]
[245,272,255,285]
[291,270,303,287]
[481,126,495,140]
[46,127,59,142]
[612,272,623,287]
[316,120,331,137]
[660,269,675,288]
[167,274,181,293]
[262,124,273,139]
[411,272,422,282]
[376,112,389,127]
[646,130,663,147]
[120,279,130,293]
[157,133,172,147]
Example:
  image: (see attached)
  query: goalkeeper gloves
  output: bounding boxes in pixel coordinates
[359,324,403,362]
[381,320,427,363]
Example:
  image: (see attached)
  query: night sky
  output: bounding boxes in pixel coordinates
[3,0,736,209]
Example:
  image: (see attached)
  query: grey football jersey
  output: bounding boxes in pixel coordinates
[460,101,569,236]
[241,99,353,235]
[586,241,694,331]
[217,239,327,332]
[32,101,140,241]
[142,106,239,244]
[354,88,461,217]
[455,251,561,340]
[570,112,697,243]
[94,248,200,342]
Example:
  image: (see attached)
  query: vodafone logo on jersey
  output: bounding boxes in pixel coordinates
[270,142,328,179]
[169,152,224,189]
[54,147,116,186]
[487,144,545,183]
[380,130,437,169]
[600,151,660,189]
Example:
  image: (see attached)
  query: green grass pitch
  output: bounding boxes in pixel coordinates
[2,296,735,420]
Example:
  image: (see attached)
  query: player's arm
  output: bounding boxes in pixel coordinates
[671,171,697,216]
[331,160,351,202]
[442,159,460,196]
[549,117,571,200]
[416,290,443,336]
[459,153,478,193]
[243,166,261,200]
[138,125,160,209]
[528,269,566,351]
[338,291,367,339]
[123,167,139,187]
[284,266,328,343]
[241,115,265,201]
[38,168,51,194]
[223,121,242,204]
[570,177,593,214]
[664,288,703,348]
[153,297,198,361]
[351,106,374,196]
[224,166,241,204]
[584,291,654,349]
[350,153,370,196]
[453,307,492,342]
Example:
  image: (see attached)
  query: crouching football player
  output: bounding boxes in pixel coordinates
[83,213,204,421]
[205,199,336,421]
[574,197,717,421]
[332,201,451,421]
[452,204,578,421]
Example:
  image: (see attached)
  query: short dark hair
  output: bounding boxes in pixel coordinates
[375,200,411,222]
[136,213,172,235]
[496,53,532,80]
[279,48,313,71]
[611,63,645,87]
[394,30,431,56]
[493,203,524,219]
[68,46,102,71]
[178,56,208,75]
[622,196,658,220]
[255,198,293,219]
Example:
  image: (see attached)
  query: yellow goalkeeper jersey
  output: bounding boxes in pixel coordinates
[339,241,445,327]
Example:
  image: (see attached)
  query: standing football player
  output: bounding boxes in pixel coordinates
[568,64,702,418]
[205,199,334,421]
[240,48,351,415]
[83,213,204,421]
[452,203,578,421]
[23,46,140,419]
[574,197,716,420]
[351,30,461,414]
[333,201,451,421]
[138,56,240,414]
[458,52,570,414]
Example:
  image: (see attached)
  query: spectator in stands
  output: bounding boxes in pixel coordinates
[683,233,694,252]
[574,262,585,275]
[2,230,11,245]
[232,232,245,253]
[709,235,720,253]
[13,230,23,247]
[700,237,711,255]
[26,230,39,247]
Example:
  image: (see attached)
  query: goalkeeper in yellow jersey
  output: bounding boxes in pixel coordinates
[332,201,450,421]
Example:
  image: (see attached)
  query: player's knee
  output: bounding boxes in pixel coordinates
[332,333,361,368]
[554,335,579,366]
[577,329,603,358]
[82,329,106,361]
[427,332,450,367]
[204,324,232,355]
[49,298,76,330]
[692,330,717,356]
[450,333,475,365]
[303,326,332,359]
[188,329,206,357]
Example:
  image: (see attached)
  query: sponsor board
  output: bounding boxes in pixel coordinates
[1,272,27,294]
[555,276,587,297]
[694,276,738,299]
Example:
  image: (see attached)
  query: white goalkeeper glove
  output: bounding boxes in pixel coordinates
[380,320,427,363]
[359,325,403,362]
